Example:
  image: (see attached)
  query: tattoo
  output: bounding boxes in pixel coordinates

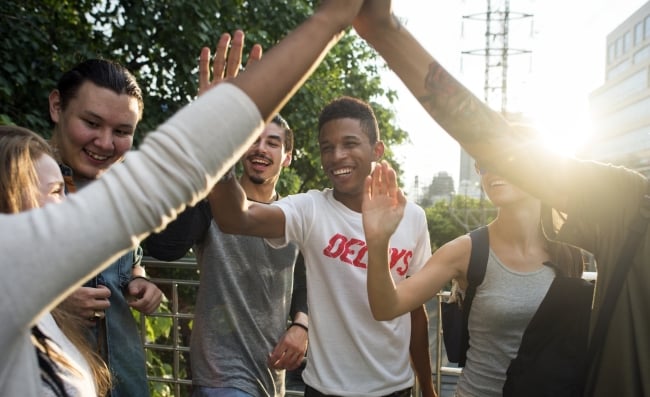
[417,62,507,145]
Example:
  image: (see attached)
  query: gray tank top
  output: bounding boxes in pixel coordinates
[455,249,555,397]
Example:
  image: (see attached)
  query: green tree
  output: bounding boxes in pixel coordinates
[0,0,105,135]
[1,3,410,395]
[1,0,407,195]
[425,195,496,251]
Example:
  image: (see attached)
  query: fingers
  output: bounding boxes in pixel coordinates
[366,161,403,205]
[268,349,304,370]
[127,280,163,314]
[385,162,399,196]
[369,160,390,197]
[213,32,232,80]
[268,328,308,370]
[87,309,105,323]
[225,30,245,79]
[198,30,262,97]
[58,286,111,325]
[198,47,212,96]
[246,43,263,68]
[363,174,373,201]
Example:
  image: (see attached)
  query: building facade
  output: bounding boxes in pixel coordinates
[586,1,650,176]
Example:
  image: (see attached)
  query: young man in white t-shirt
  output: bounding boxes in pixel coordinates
[210,96,435,397]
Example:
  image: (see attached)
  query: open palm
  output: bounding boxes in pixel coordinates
[362,161,406,242]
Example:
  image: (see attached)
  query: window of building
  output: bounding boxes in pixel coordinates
[645,15,650,39]
[624,31,632,52]
[635,22,644,45]
[608,43,616,64]
[616,36,624,57]
[634,44,650,64]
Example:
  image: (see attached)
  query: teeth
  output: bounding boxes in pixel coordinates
[333,168,352,176]
[85,150,109,161]
[251,159,269,165]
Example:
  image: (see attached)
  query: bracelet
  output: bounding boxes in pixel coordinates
[290,322,308,332]
[130,276,151,283]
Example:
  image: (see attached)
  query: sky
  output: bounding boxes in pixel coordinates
[382,0,649,197]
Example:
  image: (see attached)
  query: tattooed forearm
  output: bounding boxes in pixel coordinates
[418,62,506,145]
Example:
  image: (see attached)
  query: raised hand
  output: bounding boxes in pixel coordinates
[316,0,367,31]
[361,160,406,243]
[353,0,394,40]
[198,30,263,97]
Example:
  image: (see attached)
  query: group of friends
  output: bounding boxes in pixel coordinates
[0,2,648,397]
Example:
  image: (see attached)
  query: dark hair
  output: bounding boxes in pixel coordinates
[318,96,379,144]
[56,59,143,119]
[271,114,294,152]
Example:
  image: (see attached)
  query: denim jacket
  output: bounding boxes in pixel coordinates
[60,164,149,397]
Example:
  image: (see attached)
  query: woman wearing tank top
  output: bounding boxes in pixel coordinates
[363,159,584,396]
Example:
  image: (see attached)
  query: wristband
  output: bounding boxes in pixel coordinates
[290,322,308,332]
[130,275,151,283]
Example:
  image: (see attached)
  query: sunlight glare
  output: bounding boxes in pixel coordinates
[531,115,592,157]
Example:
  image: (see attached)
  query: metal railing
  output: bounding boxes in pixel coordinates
[136,257,198,396]
[137,256,431,396]
[138,256,593,397]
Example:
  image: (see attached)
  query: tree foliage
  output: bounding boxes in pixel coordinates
[0,0,408,194]
[0,0,105,134]
[425,194,497,251]
[1,3,411,395]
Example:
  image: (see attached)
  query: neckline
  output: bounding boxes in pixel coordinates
[247,193,279,204]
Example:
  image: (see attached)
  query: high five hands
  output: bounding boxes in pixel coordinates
[362,160,407,244]
[198,30,263,97]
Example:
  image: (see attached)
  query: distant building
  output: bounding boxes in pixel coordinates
[458,178,483,200]
[418,171,456,206]
[585,2,650,176]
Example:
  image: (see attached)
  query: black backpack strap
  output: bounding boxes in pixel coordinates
[584,186,650,394]
[467,225,490,294]
[459,225,490,366]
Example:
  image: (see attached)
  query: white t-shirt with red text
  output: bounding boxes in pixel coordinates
[267,189,431,397]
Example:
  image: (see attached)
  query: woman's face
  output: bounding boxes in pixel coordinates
[34,154,65,207]
[49,81,140,180]
[476,163,533,207]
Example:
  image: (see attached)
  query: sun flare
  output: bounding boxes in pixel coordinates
[532,116,592,157]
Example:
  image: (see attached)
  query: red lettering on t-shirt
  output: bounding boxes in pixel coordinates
[340,238,365,267]
[353,246,368,269]
[389,248,411,276]
[323,233,411,274]
[323,233,347,258]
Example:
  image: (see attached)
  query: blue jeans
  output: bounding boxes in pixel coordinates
[192,386,255,397]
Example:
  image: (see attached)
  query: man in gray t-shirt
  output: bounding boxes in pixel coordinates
[147,115,308,397]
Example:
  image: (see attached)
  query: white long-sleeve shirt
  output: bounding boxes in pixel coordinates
[0,83,263,396]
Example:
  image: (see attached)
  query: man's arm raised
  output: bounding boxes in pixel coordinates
[353,1,571,211]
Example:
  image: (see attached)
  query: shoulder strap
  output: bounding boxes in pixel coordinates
[459,225,490,366]
[466,225,490,295]
[584,185,650,392]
